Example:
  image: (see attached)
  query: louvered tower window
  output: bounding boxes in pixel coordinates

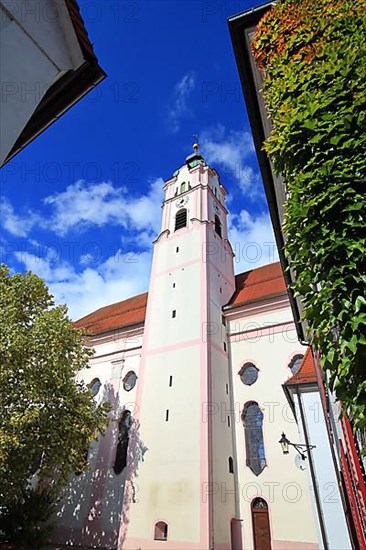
[175,209,187,231]
[215,215,222,237]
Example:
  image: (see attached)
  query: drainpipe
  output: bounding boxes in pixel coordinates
[227,340,243,549]
[296,386,329,549]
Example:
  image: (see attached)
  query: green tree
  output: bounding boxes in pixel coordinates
[252,0,366,431]
[0,265,109,546]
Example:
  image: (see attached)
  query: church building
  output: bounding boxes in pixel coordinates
[51,146,345,549]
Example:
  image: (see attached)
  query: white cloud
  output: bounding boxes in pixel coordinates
[0,197,40,237]
[79,253,94,265]
[44,177,164,237]
[167,72,196,134]
[15,247,152,321]
[200,125,262,195]
[1,178,164,240]
[229,209,279,273]
[124,177,163,233]
[43,180,123,235]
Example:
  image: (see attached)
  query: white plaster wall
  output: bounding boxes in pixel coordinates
[155,228,202,271]
[123,345,203,545]
[148,260,201,349]
[229,306,319,549]
[206,223,236,547]
[228,297,293,335]
[53,331,143,549]
[210,344,236,547]
[162,163,227,239]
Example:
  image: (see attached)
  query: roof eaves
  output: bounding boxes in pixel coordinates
[65,0,97,61]
[282,383,297,421]
[81,319,145,338]
[74,292,148,325]
[228,1,274,25]
[2,0,106,166]
[285,379,318,388]
[223,290,287,312]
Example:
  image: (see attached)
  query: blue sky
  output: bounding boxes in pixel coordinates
[0,0,277,320]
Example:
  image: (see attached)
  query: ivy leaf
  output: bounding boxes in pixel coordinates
[330,135,343,145]
[346,335,359,354]
[355,296,366,313]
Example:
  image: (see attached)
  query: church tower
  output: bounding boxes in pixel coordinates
[121,144,236,549]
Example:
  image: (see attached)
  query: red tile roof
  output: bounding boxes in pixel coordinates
[228,262,287,307]
[74,292,148,335]
[285,348,318,385]
[75,262,287,335]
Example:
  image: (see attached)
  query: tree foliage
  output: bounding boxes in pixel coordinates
[252,0,366,431]
[0,265,109,545]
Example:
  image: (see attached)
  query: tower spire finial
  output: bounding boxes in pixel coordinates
[193,133,199,153]
[185,133,205,168]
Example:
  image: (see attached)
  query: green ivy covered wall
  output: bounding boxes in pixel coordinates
[252,0,366,433]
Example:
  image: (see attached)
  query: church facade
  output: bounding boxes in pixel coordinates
[52,147,328,549]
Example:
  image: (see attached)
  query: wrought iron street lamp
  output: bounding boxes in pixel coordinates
[279,432,316,460]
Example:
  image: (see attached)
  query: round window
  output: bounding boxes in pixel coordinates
[239,363,259,386]
[89,378,102,397]
[123,371,137,392]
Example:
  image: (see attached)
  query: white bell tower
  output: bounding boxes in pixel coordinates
[120,143,236,549]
